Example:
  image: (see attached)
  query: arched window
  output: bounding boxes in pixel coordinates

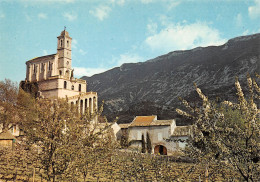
[79,84,81,92]
[27,65,30,75]
[93,97,97,111]
[66,70,70,77]
[59,70,62,75]
[80,100,83,115]
[85,99,88,113]
[71,85,74,90]
[41,63,45,72]
[48,62,52,71]
[60,39,63,47]
[64,81,67,89]
[89,98,92,113]
[67,40,69,47]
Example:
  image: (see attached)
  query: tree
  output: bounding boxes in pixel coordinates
[146,132,152,154]
[0,80,40,180]
[0,79,19,132]
[141,134,146,153]
[72,105,117,182]
[0,79,36,134]
[1,81,119,181]
[120,130,129,148]
[176,74,260,181]
[23,98,80,182]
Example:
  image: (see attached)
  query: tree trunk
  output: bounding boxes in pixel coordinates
[32,167,35,182]
[205,166,208,182]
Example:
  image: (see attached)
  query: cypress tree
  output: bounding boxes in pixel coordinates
[120,131,128,148]
[146,132,152,154]
[141,134,146,153]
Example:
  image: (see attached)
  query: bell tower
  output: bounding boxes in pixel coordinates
[57,28,72,77]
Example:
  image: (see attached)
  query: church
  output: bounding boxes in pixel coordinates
[20,29,98,115]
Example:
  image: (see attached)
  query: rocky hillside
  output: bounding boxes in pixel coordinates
[82,33,260,124]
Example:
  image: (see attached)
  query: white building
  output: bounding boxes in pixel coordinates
[126,115,192,155]
[20,29,98,115]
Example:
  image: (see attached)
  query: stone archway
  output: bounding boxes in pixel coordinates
[154,145,167,155]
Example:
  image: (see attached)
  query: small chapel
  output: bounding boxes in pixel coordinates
[20,29,98,115]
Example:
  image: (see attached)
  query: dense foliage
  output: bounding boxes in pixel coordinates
[0,80,116,181]
[177,74,260,181]
[0,79,19,132]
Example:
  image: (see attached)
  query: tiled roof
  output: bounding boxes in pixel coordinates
[130,116,157,127]
[0,131,15,140]
[172,126,192,136]
[150,120,174,126]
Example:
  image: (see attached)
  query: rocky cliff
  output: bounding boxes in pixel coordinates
[82,33,260,124]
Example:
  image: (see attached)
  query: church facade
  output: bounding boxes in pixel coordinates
[21,29,97,114]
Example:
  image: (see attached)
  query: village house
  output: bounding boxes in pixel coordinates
[0,109,24,146]
[123,115,191,155]
[0,130,15,149]
[97,116,121,140]
[170,125,192,149]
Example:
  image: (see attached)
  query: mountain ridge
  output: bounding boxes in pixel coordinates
[82,33,260,124]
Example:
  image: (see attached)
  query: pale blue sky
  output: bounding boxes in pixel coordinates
[0,0,259,83]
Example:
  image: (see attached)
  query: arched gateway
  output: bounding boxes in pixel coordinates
[154,145,167,155]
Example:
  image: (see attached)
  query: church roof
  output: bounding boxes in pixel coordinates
[26,54,56,63]
[58,30,71,39]
[60,30,69,36]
